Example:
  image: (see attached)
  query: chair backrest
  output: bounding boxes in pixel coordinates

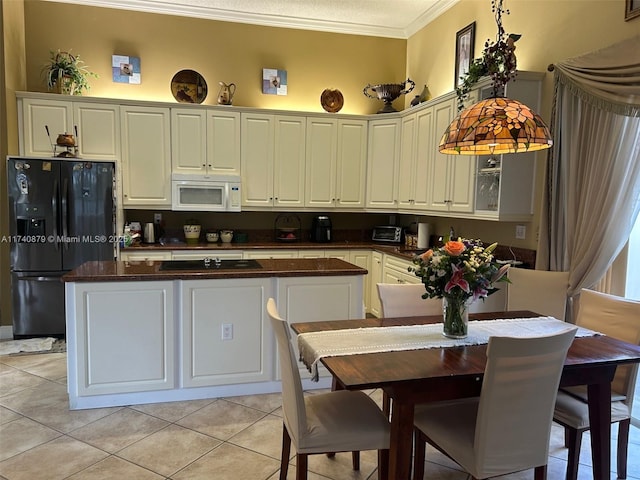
[474,328,577,478]
[376,283,441,317]
[506,268,570,320]
[267,298,308,443]
[576,289,640,401]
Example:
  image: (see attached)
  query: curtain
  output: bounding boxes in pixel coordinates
[537,35,640,319]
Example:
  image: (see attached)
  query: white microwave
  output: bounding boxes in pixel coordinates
[171,174,241,211]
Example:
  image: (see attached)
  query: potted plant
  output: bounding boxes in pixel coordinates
[42,49,97,95]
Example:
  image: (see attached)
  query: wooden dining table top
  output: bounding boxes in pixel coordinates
[291,310,640,391]
[291,310,640,480]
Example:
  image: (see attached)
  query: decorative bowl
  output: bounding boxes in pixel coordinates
[220,230,233,243]
[206,232,219,242]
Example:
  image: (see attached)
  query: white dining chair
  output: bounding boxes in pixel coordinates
[553,289,640,480]
[506,268,570,320]
[267,298,391,480]
[412,328,577,480]
[376,283,441,317]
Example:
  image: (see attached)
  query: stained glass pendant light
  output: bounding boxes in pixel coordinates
[439,0,552,155]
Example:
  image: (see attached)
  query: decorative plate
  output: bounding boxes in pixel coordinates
[320,89,344,113]
[171,69,208,104]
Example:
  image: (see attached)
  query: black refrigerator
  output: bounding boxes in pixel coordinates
[7,156,116,338]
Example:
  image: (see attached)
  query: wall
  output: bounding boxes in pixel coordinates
[22,1,406,115]
[405,0,639,252]
[0,0,27,335]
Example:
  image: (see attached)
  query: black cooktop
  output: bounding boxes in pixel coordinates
[159,259,262,271]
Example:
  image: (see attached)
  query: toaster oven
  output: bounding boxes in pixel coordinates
[372,225,403,243]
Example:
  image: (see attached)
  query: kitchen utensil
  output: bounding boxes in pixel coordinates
[220,230,233,243]
[310,215,332,243]
[184,224,201,244]
[143,222,156,243]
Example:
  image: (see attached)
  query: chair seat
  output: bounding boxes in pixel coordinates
[297,390,391,453]
[554,390,631,429]
[414,398,479,474]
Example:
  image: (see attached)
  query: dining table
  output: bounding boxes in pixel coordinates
[290,310,640,480]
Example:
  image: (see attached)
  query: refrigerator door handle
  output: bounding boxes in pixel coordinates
[52,179,59,251]
[61,177,69,250]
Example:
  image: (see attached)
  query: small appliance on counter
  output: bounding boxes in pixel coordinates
[310,215,332,243]
[275,213,301,242]
[143,222,163,244]
[372,225,403,243]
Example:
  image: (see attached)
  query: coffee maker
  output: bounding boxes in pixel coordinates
[310,215,332,243]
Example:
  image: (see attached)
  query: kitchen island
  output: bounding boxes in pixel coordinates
[63,258,365,409]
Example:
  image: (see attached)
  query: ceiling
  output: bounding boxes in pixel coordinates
[49,0,459,38]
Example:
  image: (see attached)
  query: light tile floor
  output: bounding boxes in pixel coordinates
[0,351,638,480]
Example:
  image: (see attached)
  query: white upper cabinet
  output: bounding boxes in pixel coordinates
[19,97,119,160]
[366,118,401,209]
[397,108,432,211]
[426,95,475,213]
[241,113,305,208]
[472,74,542,220]
[305,118,367,209]
[171,108,240,176]
[120,105,171,207]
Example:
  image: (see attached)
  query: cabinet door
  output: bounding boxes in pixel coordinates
[171,108,207,174]
[207,110,240,175]
[305,117,337,208]
[398,114,417,209]
[181,278,272,387]
[121,106,171,207]
[120,251,172,261]
[448,154,475,213]
[20,98,72,156]
[243,250,298,259]
[366,119,400,209]
[74,103,120,160]
[369,251,383,317]
[73,281,175,395]
[241,113,274,207]
[335,120,367,209]
[412,108,434,210]
[427,99,455,212]
[349,250,372,313]
[274,115,306,208]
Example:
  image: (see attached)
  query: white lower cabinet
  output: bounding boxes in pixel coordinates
[243,250,298,259]
[276,275,364,378]
[172,250,243,260]
[180,278,272,387]
[120,251,172,262]
[68,281,175,397]
[369,251,383,317]
[382,254,420,285]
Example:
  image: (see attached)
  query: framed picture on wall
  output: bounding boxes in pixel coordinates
[454,22,475,88]
[625,0,640,20]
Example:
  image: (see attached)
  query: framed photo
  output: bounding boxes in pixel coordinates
[454,22,475,88]
[262,68,288,95]
[112,55,141,84]
[625,0,640,20]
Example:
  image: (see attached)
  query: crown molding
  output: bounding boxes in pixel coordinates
[45,0,459,39]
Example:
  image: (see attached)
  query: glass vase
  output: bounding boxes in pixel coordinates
[442,296,470,339]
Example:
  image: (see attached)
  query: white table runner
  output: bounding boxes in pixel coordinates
[298,316,599,381]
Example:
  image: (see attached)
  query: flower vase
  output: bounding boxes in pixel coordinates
[442,296,470,338]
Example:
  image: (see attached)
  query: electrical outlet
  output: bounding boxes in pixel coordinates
[221,323,233,341]
[515,225,526,240]
[154,213,162,224]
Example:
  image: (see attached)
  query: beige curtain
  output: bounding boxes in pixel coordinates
[537,35,640,319]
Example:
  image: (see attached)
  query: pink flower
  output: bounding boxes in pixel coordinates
[420,249,434,262]
[444,264,470,294]
[492,264,510,283]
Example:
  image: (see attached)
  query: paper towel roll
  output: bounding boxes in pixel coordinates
[417,223,431,249]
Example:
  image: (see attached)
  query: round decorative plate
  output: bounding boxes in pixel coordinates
[171,70,208,104]
[320,89,344,113]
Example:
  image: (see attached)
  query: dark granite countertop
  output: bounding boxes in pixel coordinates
[62,258,368,282]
